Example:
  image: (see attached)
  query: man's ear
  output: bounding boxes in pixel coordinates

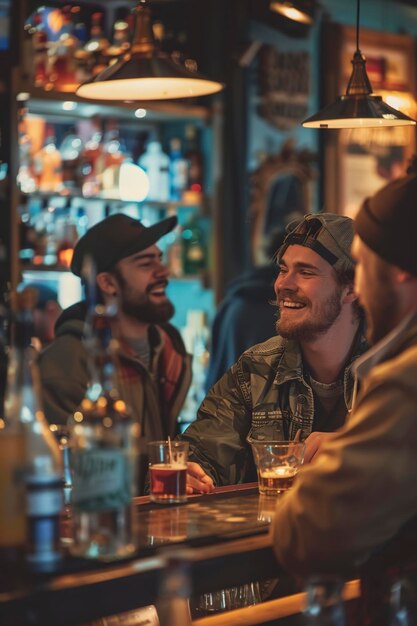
[342,283,358,304]
[96,272,118,296]
[395,268,415,285]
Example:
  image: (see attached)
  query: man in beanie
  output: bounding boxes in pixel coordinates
[38,214,191,493]
[270,172,417,598]
[181,213,367,492]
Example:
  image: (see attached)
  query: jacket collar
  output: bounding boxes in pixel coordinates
[354,310,417,383]
[274,322,367,390]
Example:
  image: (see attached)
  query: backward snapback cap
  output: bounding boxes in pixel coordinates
[278,212,355,274]
[71,213,178,277]
[355,173,417,276]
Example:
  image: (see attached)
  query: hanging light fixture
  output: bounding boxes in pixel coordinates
[76,1,224,101]
[270,1,314,25]
[302,0,416,128]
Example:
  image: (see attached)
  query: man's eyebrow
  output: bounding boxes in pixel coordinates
[279,260,321,271]
[130,251,162,262]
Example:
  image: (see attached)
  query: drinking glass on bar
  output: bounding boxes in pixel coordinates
[249,439,305,496]
[148,440,189,504]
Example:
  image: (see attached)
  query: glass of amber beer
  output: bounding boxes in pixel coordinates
[148,440,189,504]
[250,440,305,496]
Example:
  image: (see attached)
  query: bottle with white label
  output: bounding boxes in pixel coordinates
[7,288,63,573]
[68,299,139,561]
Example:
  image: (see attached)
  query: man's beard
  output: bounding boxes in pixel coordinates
[276,287,343,342]
[115,271,175,324]
[121,293,175,324]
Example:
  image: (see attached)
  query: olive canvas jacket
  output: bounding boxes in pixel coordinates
[272,311,417,580]
[180,327,367,486]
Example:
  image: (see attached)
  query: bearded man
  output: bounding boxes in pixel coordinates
[38,214,191,493]
[181,213,367,493]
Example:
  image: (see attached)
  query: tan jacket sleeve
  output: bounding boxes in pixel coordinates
[271,347,417,577]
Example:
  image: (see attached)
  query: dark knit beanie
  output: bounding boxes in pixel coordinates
[355,174,417,276]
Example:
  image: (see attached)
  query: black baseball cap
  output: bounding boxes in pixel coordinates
[71,214,177,277]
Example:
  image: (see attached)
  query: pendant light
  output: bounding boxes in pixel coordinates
[302,0,416,128]
[76,1,224,101]
[270,1,314,26]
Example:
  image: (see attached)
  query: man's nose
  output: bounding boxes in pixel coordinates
[154,260,170,277]
[275,272,296,294]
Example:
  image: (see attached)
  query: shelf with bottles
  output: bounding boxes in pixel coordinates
[20,1,213,120]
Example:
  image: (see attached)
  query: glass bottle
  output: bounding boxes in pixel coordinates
[169,138,188,202]
[81,116,103,197]
[68,300,140,561]
[184,125,204,195]
[48,4,79,93]
[31,9,49,90]
[83,11,109,78]
[0,307,27,565]
[34,125,64,193]
[303,578,347,626]
[138,140,170,202]
[4,290,63,572]
[181,213,208,275]
[389,577,417,626]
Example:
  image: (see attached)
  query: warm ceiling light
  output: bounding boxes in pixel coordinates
[270,1,313,25]
[76,1,224,101]
[302,0,416,128]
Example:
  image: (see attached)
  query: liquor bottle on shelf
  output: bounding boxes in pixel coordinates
[138,140,170,202]
[31,9,50,90]
[184,125,204,197]
[83,11,109,78]
[55,199,79,268]
[100,120,131,198]
[169,138,188,202]
[106,12,132,60]
[33,125,64,194]
[1,290,63,573]
[17,103,36,195]
[68,295,140,561]
[60,126,83,192]
[181,213,208,275]
[47,4,79,93]
[81,116,103,197]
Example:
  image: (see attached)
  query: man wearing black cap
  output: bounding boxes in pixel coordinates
[270,171,417,597]
[39,214,191,482]
[181,213,367,492]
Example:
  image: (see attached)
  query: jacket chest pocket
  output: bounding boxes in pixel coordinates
[249,410,285,441]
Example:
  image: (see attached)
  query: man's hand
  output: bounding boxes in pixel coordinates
[186,462,215,494]
[304,431,335,463]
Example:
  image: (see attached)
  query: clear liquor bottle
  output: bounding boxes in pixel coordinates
[3,289,63,573]
[68,300,139,561]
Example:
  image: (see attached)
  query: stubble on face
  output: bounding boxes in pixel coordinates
[353,235,398,346]
[276,284,344,342]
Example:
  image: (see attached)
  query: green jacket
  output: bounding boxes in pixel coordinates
[181,329,367,486]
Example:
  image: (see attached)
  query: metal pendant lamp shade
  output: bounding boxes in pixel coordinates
[76,3,224,101]
[302,0,416,128]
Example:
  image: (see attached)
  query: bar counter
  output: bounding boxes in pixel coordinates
[0,484,289,626]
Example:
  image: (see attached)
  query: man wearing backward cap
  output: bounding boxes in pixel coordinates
[271,167,417,612]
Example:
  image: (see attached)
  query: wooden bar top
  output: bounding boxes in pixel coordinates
[0,483,283,626]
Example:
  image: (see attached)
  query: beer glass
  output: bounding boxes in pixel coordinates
[148,440,189,503]
[250,439,305,496]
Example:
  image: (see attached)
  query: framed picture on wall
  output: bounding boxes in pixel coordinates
[321,24,417,218]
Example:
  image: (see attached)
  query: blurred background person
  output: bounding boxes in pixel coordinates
[206,229,286,390]
[21,282,62,347]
